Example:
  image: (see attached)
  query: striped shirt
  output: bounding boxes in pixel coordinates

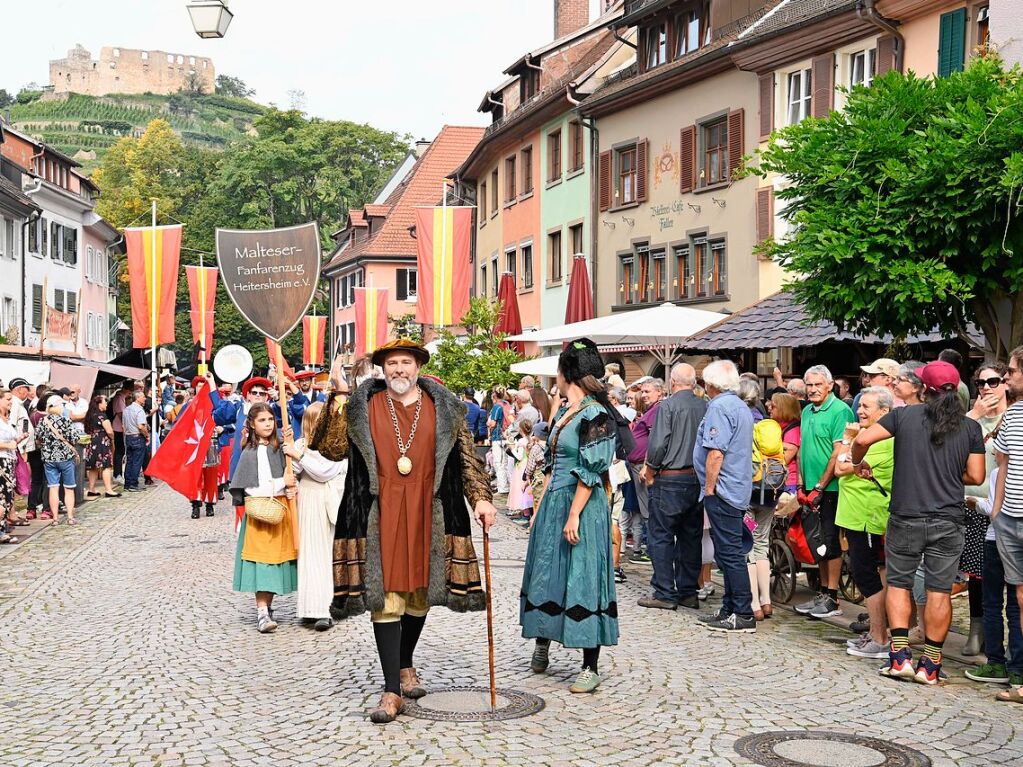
[994,402,1023,518]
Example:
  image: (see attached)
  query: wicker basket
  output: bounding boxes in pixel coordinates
[244,496,287,525]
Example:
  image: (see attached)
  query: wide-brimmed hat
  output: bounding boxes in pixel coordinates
[371,338,430,367]
[294,370,318,381]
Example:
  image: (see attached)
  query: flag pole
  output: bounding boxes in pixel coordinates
[150,199,158,458]
[198,252,208,376]
[438,180,448,332]
[275,340,299,546]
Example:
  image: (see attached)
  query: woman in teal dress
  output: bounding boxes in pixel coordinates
[520,338,619,693]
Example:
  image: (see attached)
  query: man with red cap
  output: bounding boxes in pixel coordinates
[314,338,496,724]
[851,360,986,685]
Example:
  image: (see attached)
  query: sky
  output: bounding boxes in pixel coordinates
[2,0,607,140]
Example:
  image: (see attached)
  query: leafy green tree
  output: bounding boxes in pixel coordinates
[754,57,1023,359]
[0,89,12,109]
[215,74,254,98]
[424,297,522,394]
[389,312,423,343]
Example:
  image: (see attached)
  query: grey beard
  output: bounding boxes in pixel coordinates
[387,375,417,396]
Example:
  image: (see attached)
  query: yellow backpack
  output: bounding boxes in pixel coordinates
[752,418,788,502]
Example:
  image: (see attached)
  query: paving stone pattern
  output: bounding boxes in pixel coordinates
[1,483,1020,766]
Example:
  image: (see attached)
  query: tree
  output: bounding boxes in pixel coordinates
[389,312,423,343]
[0,89,12,109]
[215,74,255,98]
[424,297,522,394]
[182,71,206,95]
[754,57,1023,359]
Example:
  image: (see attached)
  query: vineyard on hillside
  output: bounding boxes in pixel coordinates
[10,91,266,171]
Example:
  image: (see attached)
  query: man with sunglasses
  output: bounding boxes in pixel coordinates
[992,348,1023,703]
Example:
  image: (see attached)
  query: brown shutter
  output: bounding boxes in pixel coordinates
[679,126,696,194]
[811,53,835,119]
[876,35,897,76]
[727,109,745,182]
[636,139,649,202]
[758,73,774,140]
[756,187,774,244]
[598,150,612,212]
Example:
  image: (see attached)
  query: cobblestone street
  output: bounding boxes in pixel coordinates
[2,483,1020,766]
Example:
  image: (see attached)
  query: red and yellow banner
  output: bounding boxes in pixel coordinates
[185,266,218,353]
[265,338,295,380]
[126,224,182,348]
[302,315,327,366]
[354,287,388,358]
[414,206,471,327]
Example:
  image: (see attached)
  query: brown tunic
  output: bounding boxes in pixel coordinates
[369,391,437,593]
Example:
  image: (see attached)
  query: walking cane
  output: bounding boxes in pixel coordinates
[482,528,497,712]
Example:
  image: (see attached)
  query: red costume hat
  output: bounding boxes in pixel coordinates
[294,370,318,381]
[191,376,207,391]
[241,377,273,397]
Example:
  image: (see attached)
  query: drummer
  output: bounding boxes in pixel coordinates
[288,370,326,439]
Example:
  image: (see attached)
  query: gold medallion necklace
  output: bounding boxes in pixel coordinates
[385,386,422,475]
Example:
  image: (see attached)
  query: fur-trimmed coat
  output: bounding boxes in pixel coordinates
[319,377,492,619]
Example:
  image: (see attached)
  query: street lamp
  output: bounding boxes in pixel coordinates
[187,0,234,39]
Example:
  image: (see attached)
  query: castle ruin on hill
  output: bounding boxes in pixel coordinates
[50,45,216,96]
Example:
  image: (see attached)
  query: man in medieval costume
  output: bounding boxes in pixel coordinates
[288,369,326,439]
[312,339,496,724]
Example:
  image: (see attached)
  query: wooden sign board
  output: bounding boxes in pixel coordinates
[216,222,321,342]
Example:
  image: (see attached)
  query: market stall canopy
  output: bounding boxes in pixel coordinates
[687,291,980,350]
[510,356,559,378]
[506,302,725,346]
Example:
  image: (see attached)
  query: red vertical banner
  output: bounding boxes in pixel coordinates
[354,287,389,358]
[302,315,327,366]
[265,338,295,380]
[125,225,182,348]
[185,265,218,354]
[414,207,471,327]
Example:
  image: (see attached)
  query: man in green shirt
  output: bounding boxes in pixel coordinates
[795,364,856,619]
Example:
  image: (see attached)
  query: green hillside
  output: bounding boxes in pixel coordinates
[10,91,266,172]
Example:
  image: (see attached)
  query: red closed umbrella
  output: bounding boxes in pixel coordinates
[495,272,524,355]
[564,255,594,324]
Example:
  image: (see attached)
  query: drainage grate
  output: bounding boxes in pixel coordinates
[402,687,544,722]
[734,731,931,767]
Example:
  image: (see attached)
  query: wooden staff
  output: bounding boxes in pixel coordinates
[275,341,299,542]
[482,528,497,712]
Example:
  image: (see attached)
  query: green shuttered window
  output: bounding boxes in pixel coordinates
[938,9,966,77]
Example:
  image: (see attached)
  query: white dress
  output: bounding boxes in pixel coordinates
[293,439,347,619]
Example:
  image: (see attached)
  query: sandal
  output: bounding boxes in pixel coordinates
[996,687,1023,704]
[5,517,29,527]
[67,518,78,526]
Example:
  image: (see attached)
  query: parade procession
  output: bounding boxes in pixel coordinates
[4,1,1023,765]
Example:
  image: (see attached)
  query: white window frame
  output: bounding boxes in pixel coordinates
[849,48,876,89]
[0,216,6,259]
[1,295,16,337]
[786,68,812,125]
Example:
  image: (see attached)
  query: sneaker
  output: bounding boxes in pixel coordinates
[697,583,716,601]
[530,642,550,673]
[794,594,823,615]
[809,595,842,619]
[638,596,678,610]
[705,613,756,634]
[698,607,729,624]
[846,632,871,648]
[257,614,278,634]
[569,668,601,693]
[847,639,890,659]
[965,663,1009,683]
[914,656,942,685]
[629,550,651,564]
[614,567,626,583]
[625,534,635,548]
[879,647,915,681]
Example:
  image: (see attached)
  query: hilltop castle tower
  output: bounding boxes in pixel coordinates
[49,44,216,96]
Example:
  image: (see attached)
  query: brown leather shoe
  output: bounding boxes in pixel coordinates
[400,666,427,699]
[369,692,404,724]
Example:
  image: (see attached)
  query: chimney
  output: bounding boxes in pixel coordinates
[554,0,589,39]
[414,138,431,157]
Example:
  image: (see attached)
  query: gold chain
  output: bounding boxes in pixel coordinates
[385,386,422,457]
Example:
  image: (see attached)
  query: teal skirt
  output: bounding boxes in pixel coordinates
[232,516,298,595]
[519,482,619,648]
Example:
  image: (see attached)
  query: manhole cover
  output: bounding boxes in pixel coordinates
[403,686,544,722]
[734,732,930,767]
